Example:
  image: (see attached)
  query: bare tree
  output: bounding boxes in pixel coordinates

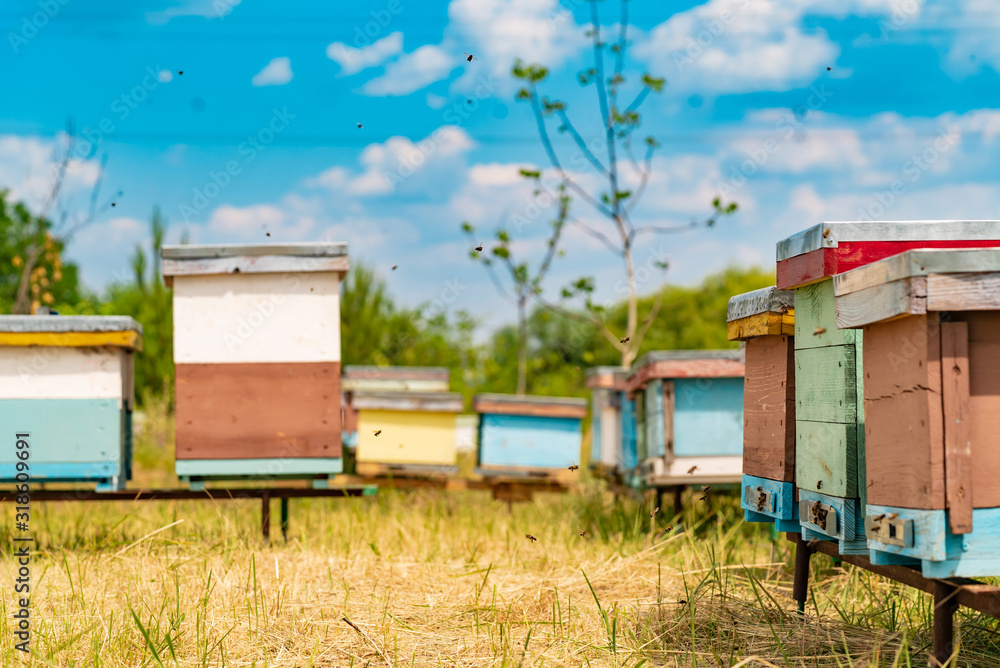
[12,124,115,314]
[507,0,737,367]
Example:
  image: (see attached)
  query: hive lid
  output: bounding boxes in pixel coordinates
[777,221,1000,262]
[834,248,1000,296]
[162,242,347,259]
[0,315,143,350]
[473,393,588,419]
[350,391,464,412]
[726,286,794,322]
[162,242,349,279]
[632,350,742,367]
[585,366,628,390]
[343,365,450,380]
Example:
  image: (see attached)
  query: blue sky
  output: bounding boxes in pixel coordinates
[3,0,1000,331]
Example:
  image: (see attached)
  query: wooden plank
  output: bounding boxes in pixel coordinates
[634,389,647,462]
[835,277,927,329]
[477,413,582,470]
[673,377,744,457]
[926,273,1000,311]
[854,331,866,512]
[172,272,341,364]
[726,312,795,341]
[473,400,587,419]
[953,312,1000,509]
[794,280,857,349]
[741,335,795,482]
[796,421,857,497]
[795,346,857,423]
[175,361,342,460]
[834,248,1000,296]
[863,314,945,510]
[356,410,458,467]
[662,380,675,465]
[941,322,973,534]
[626,358,744,393]
[0,398,122,464]
[162,254,349,278]
[864,503,951,563]
[741,474,796,521]
[776,247,836,290]
[175,458,343,477]
[0,330,141,350]
[727,286,794,321]
[647,455,743,485]
[0,346,125,400]
[350,392,463,413]
[645,379,665,459]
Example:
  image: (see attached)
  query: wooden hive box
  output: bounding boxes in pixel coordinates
[162,242,348,487]
[727,287,799,532]
[585,366,629,473]
[473,394,587,479]
[625,351,745,487]
[342,366,450,450]
[0,315,142,490]
[777,220,1000,554]
[352,391,464,474]
[834,247,1000,577]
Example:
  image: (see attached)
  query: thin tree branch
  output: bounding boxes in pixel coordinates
[633,286,666,354]
[534,189,570,286]
[630,217,716,242]
[624,87,651,116]
[555,110,607,176]
[571,218,623,256]
[625,142,655,216]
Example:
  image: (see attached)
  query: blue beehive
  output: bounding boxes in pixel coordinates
[0,315,142,491]
[473,393,587,477]
[625,351,745,486]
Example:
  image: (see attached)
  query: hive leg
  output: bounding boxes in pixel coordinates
[261,492,271,543]
[280,497,289,542]
[932,581,958,667]
[792,534,813,615]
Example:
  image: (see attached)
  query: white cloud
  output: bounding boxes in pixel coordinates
[327,32,403,76]
[635,0,907,93]
[146,0,241,24]
[361,45,455,96]
[0,134,101,213]
[426,93,447,109]
[356,0,586,97]
[252,57,293,87]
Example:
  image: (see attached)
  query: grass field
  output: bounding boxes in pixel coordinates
[1,403,999,666]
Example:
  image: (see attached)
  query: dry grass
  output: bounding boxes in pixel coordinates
[0,407,998,666]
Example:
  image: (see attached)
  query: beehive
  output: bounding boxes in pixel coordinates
[473,394,587,475]
[342,366,450,449]
[777,221,1000,553]
[585,366,629,472]
[162,242,348,486]
[0,315,141,490]
[625,351,745,486]
[834,247,1000,577]
[727,287,798,532]
[353,391,464,473]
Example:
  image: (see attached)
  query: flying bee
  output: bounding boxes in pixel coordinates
[392,265,398,270]
[620,336,630,344]
[699,495,708,501]
[702,485,711,492]
[464,52,477,62]
[814,327,827,336]
[525,534,537,542]
[579,530,587,537]
[568,464,579,471]
[357,122,363,128]
[475,243,483,252]
[817,480,823,489]
[373,430,382,437]
[871,514,886,522]
[687,465,698,475]
[886,512,899,520]
[650,507,659,518]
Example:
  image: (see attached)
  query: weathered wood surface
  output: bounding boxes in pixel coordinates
[741,474,796,521]
[585,366,628,390]
[941,321,973,534]
[795,345,857,423]
[742,335,795,481]
[645,379,666,459]
[0,347,125,400]
[634,388,647,462]
[477,413,582,470]
[343,365,450,382]
[673,377,744,457]
[350,392,463,413]
[833,248,1000,296]
[796,420,857,497]
[175,361,342,460]
[162,254,349,280]
[778,221,1000,261]
[926,273,1000,311]
[862,314,945,509]
[956,312,1000,509]
[0,315,142,334]
[163,241,348,259]
[356,410,458,467]
[626,355,744,393]
[794,280,857,348]
[662,379,675,463]
[727,286,794,323]
[646,455,743,486]
[726,312,795,341]
[799,489,856,541]
[473,397,588,419]
[854,332,866,511]
[0,330,142,350]
[172,272,341,364]
[835,276,927,329]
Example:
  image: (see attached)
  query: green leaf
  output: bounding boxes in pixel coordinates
[461,221,474,233]
[519,168,541,180]
[641,73,666,92]
[492,247,510,259]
